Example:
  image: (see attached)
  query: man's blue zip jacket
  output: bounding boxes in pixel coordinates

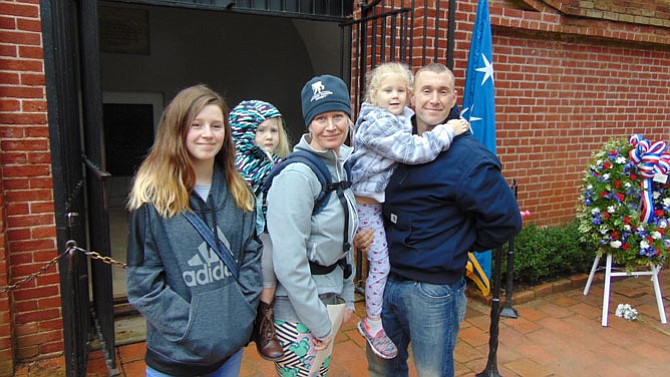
[383,119,522,285]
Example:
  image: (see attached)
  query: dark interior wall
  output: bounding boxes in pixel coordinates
[99,3,342,144]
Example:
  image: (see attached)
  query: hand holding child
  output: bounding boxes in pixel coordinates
[445,118,470,136]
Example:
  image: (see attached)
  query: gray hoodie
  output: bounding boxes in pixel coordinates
[266,134,358,340]
[350,102,455,202]
[126,167,262,376]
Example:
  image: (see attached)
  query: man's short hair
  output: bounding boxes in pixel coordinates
[415,62,455,90]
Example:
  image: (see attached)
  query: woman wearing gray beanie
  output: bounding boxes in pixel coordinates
[265,74,358,375]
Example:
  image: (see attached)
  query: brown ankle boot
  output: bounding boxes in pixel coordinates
[254,301,283,361]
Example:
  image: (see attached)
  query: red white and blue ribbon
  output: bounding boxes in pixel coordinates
[628,134,670,223]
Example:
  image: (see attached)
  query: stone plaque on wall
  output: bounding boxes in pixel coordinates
[99,6,150,55]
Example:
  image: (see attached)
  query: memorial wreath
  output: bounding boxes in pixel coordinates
[577,135,670,270]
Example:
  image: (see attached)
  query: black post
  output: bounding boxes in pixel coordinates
[501,180,519,318]
[477,246,504,377]
[500,235,518,319]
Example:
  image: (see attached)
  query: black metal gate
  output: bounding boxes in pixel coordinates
[341,0,456,117]
[41,0,116,375]
[78,1,117,375]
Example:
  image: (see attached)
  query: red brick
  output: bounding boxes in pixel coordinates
[38,318,63,332]
[0,154,28,166]
[8,239,55,253]
[7,202,29,216]
[0,15,17,29]
[0,83,43,97]
[0,30,41,45]
[0,139,48,151]
[0,336,13,349]
[6,228,30,241]
[5,188,54,202]
[0,3,39,18]
[118,342,146,363]
[7,214,54,228]
[15,345,38,359]
[14,308,60,324]
[13,301,38,316]
[0,43,16,56]
[38,341,64,355]
[24,126,49,138]
[27,152,51,164]
[28,177,53,189]
[11,262,50,277]
[0,125,24,138]
[18,45,42,60]
[31,226,56,238]
[32,250,58,263]
[8,252,32,265]
[11,285,58,302]
[16,18,41,32]
[121,360,146,376]
[20,99,46,112]
[14,322,38,337]
[17,329,61,346]
[0,73,19,87]
[35,272,60,286]
[0,112,46,125]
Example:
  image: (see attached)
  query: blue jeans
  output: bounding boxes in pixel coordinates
[145,348,243,377]
[366,276,467,377]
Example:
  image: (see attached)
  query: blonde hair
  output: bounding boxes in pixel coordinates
[364,62,414,105]
[128,84,254,217]
[274,117,291,158]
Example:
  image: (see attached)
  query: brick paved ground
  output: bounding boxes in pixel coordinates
[14,268,670,376]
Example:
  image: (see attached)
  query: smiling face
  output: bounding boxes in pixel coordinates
[411,70,458,134]
[308,111,349,153]
[185,104,225,168]
[254,117,281,154]
[370,73,409,116]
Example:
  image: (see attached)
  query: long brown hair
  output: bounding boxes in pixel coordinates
[128,84,253,217]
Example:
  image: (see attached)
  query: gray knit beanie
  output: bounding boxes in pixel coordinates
[300,74,352,127]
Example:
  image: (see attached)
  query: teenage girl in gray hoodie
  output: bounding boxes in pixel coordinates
[126,85,262,376]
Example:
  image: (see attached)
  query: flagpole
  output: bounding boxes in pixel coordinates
[477,245,504,377]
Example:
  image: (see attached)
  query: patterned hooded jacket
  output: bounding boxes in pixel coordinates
[230,100,283,195]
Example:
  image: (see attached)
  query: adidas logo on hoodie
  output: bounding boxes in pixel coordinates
[182,241,233,287]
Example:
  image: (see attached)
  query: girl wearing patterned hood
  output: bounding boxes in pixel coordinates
[230,100,290,361]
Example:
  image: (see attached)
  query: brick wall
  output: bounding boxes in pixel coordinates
[0,171,13,375]
[353,0,669,226]
[0,0,61,372]
[473,0,669,225]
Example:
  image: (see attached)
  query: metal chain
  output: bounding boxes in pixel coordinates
[68,243,127,269]
[0,241,126,294]
[0,249,68,294]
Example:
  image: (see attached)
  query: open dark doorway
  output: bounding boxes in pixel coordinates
[99,0,352,305]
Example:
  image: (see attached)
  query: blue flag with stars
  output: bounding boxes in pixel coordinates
[463,0,495,289]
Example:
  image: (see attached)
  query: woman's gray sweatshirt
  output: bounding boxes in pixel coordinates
[266,135,358,340]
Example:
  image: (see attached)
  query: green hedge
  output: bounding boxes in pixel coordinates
[498,220,597,286]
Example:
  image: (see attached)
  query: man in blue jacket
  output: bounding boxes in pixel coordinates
[366,62,522,377]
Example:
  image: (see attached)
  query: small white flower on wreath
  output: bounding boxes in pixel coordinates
[615,303,639,321]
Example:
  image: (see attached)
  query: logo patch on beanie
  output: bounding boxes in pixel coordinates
[310,81,333,102]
